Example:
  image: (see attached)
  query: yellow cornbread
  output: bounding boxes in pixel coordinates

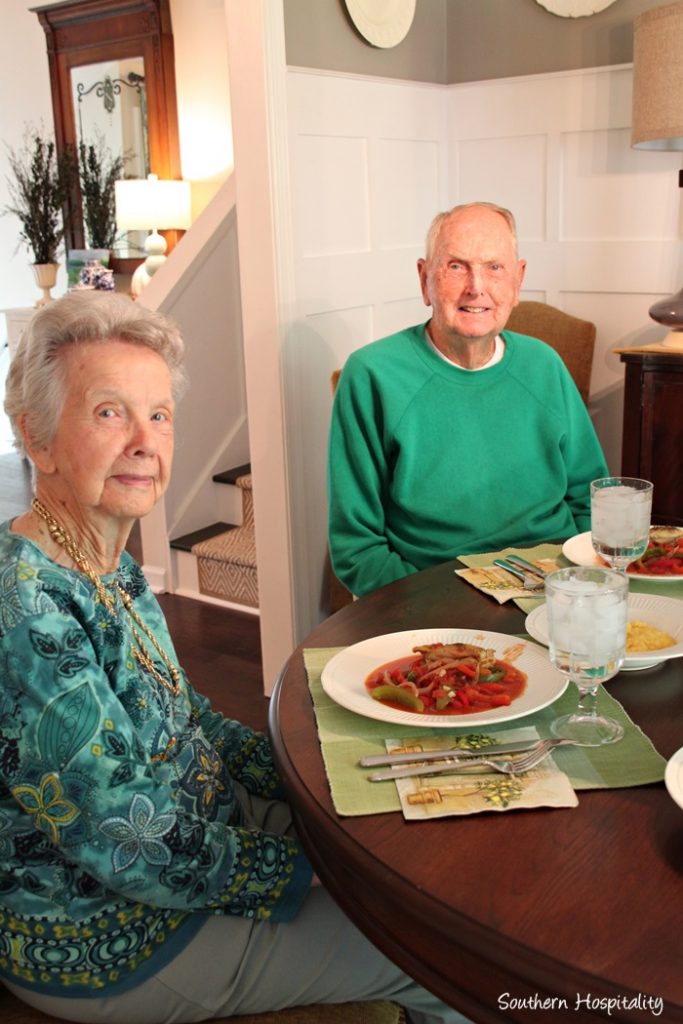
[626,620,675,653]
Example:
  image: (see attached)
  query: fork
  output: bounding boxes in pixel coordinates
[493,558,545,592]
[367,737,573,782]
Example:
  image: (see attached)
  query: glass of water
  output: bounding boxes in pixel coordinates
[590,477,653,573]
[545,567,628,746]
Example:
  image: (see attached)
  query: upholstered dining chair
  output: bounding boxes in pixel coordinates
[505,300,596,404]
[0,983,403,1024]
[325,302,596,612]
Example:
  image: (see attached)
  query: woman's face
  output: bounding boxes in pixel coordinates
[35,339,175,526]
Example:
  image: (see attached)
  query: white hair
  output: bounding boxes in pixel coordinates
[424,202,518,261]
[4,290,187,454]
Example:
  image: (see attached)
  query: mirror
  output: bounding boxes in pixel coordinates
[70,55,149,257]
[34,0,181,275]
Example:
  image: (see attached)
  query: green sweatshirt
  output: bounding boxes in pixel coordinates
[328,323,608,597]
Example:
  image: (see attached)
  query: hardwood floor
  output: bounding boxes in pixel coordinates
[0,449,268,732]
[158,593,268,732]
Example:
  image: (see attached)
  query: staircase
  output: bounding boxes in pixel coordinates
[170,466,258,612]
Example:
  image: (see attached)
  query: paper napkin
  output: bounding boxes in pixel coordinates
[456,544,563,610]
[384,728,578,819]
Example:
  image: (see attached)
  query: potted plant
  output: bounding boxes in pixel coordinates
[77,134,126,251]
[3,125,75,304]
[65,134,127,290]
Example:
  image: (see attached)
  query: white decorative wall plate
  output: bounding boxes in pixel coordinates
[344,0,416,48]
[535,0,618,15]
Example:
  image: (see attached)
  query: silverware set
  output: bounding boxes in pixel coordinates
[493,555,547,591]
[361,737,576,782]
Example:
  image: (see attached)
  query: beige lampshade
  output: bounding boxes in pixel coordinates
[632,1,683,150]
[114,174,192,231]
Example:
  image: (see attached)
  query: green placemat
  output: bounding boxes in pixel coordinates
[458,543,683,612]
[303,646,667,817]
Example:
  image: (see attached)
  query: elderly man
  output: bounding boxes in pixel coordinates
[327,201,608,598]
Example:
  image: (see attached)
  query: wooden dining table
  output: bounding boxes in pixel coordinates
[269,557,683,1024]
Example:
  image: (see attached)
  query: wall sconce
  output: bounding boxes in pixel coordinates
[632,0,683,350]
[114,173,192,297]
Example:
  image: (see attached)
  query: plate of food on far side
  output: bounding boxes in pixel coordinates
[562,526,683,582]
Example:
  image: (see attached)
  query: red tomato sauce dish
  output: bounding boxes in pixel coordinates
[364,641,527,716]
[627,527,683,577]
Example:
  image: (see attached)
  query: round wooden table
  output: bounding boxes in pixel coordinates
[269,559,683,1024]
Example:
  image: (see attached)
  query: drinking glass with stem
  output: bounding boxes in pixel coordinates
[545,566,628,746]
[590,477,653,573]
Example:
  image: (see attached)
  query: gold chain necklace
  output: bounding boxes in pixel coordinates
[31,498,181,696]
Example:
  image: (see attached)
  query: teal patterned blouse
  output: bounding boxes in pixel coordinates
[0,521,312,997]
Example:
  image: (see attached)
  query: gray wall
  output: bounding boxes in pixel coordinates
[284,0,448,82]
[284,0,667,83]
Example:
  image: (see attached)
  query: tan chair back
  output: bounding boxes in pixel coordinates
[334,302,595,405]
[505,300,596,403]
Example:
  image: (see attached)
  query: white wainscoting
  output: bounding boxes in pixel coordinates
[284,64,682,628]
[448,66,682,469]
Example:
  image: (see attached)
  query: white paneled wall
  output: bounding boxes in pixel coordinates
[284,64,682,629]
[285,71,449,628]
[448,65,681,473]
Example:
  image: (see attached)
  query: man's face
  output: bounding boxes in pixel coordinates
[417,206,526,346]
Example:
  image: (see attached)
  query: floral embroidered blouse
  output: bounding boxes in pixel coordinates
[0,521,312,997]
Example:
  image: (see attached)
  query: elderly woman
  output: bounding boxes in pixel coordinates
[0,292,465,1024]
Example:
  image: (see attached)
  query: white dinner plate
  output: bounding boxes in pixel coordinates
[562,531,683,583]
[525,594,683,671]
[320,628,568,728]
[665,747,683,811]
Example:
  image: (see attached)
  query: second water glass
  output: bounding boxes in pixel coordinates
[590,477,653,573]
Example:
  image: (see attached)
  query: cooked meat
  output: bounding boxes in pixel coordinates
[413,642,483,661]
[411,642,497,683]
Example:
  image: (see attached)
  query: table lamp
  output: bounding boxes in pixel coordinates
[114,173,191,297]
[631,0,683,350]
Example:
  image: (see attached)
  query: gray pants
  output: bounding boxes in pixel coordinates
[6,790,470,1024]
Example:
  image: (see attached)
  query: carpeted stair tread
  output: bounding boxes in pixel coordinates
[213,462,251,486]
[192,472,257,607]
[171,522,236,552]
[192,524,256,569]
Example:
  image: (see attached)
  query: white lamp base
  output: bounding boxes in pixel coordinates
[143,228,168,277]
[130,262,151,299]
[130,229,168,299]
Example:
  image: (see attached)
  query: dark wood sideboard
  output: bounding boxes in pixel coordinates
[618,344,683,526]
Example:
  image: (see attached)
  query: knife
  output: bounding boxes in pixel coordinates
[504,555,548,580]
[367,757,508,782]
[358,739,540,768]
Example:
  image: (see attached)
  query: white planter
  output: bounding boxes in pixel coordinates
[31,263,59,307]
